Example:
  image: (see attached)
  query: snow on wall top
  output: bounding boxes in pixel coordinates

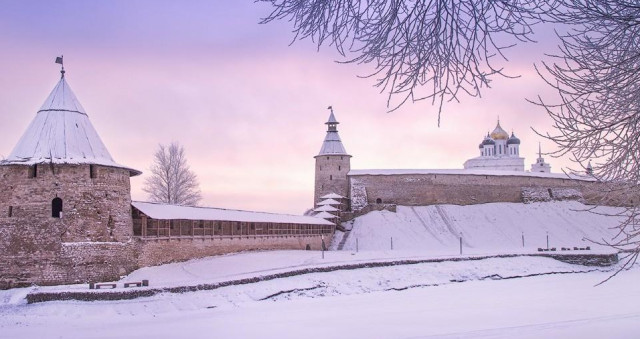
[132,201,334,225]
[348,168,595,181]
[1,76,141,176]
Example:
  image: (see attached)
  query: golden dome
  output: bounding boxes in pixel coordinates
[490,121,509,140]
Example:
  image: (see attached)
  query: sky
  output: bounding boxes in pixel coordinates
[0,1,576,214]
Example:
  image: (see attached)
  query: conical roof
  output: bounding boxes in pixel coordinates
[1,75,141,176]
[317,111,349,156]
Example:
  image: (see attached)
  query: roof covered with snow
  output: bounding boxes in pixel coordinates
[348,168,595,181]
[317,111,349,156]
[317,198,342,206]
[320,193,347,199]
[314,205,339,212]
[0,75,141,176]
[318,131,349,156]
[313,211,338,219]
[132,201,334,225]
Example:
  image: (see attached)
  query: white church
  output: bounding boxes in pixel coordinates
[464,120,551,173]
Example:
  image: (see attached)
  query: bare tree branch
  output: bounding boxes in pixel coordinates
[259,0,555,125]
[532,0,640,274]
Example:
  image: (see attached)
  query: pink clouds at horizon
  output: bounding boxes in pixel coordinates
[0,2,580,215]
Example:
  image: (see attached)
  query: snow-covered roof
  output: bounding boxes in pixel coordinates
[317,198,342,206]
[0,75,141,176]
[132,201,334,225]
[318,130,348,156]
[314,205,339,212]
[348,169,595,181]
[320,193,346,199]
[317,112,349,156]
[314,211,338,219]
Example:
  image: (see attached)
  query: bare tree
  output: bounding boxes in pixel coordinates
[143,142,202,206]
[532,1,640,274]
[259,0,556,125]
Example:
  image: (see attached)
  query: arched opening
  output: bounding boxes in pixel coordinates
[52,197,63,218]
[376,198,382,204]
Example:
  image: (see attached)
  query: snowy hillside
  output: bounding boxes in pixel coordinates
[335,201,623,253]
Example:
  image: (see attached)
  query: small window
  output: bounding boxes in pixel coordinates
[52,197,63,218]
[170,220,175,229]
[90,165,96,179]
[326,157,329,160]
[330,175,332,180]
[251,223,255,230]
[338,166,341,171]
[8,206,13,217]
[236,223,241,231]
[28,165,37,178]
[376,198,382,204]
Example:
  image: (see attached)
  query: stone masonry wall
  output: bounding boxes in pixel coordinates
[314,155,351,206]
[0,164,134,288]
[137,234,333,268]
[349,173,606,208]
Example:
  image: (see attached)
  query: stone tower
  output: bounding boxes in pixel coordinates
[0,65,141,288]
[314,108,351,208]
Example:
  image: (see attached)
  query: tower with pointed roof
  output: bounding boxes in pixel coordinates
[531,143,551,173]
[463,119,525,171]
[314,108,351,209]
[0,63,140,288]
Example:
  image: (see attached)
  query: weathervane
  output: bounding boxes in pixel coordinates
[327,105,333,114]
[55,55,65,78]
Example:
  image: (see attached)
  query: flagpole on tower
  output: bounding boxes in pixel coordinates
[55,55,65,78]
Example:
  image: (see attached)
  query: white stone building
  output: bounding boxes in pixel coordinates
[464,120,525,171]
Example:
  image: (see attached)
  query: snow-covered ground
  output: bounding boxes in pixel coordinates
[0,201,634,338]
[335,201,623,253]
[0,253,638,339]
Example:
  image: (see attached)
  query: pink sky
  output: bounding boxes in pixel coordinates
[0,1,575,214]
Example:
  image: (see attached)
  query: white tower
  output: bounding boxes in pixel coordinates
[530,143,551,173]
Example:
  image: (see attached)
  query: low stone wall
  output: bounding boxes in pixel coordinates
[25,252,618,304]
[136,234,333,268]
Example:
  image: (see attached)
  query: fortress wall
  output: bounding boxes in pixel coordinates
[314,155,351,205]
[349,173,600,208]
[136,234,332,268]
